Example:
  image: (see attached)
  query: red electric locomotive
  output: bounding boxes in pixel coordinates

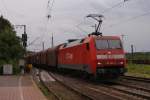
[58,35,126,77]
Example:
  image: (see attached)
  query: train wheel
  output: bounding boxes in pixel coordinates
[88,73,98,81]
[82,71,90,79]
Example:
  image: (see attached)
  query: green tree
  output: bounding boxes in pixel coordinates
[0,16,24,63]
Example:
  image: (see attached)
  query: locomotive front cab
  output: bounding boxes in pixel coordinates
[94,36,127,77]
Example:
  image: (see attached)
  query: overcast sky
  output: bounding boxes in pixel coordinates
[0,0,150,52]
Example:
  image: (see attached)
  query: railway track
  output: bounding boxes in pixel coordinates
[32,68,60,100]
[39,75,60,100]
[33,68,150,100]
[99,75,150,100]
[121,75,150,83]
[116,75,150,93]
[49,72,147,100]
[102,81,150,100]
[48,72,127,100]
[48,72,150,100]
[39,71,94,100]
[114,81,150,93]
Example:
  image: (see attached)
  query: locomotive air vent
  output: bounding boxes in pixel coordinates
[68,39,78,43]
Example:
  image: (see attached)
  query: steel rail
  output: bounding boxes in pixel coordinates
[48,72,129,100]
[39,72,61,100]
[48,72,94,100]
[121,75,150,83]
[101,83,150,100]
[114,81,150,93]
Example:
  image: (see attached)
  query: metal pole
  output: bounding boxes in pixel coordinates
[95,24,97,32]
[22,25,27,54]
[121,34,125,45]
[95,20,102,33]
[52,33,54,48]
[14,24,27,54]
[131,44,134,62]
[42,42,44,50]
[24,25,26,34]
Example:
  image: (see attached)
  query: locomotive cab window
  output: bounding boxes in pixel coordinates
[95,39,122,49]
[95,40,108,49]
[108,40,122,49]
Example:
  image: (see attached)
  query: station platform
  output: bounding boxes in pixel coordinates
[0,75,47,100]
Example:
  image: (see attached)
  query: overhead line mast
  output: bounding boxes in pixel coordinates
[47,0,55,20]
[47,0,55,48]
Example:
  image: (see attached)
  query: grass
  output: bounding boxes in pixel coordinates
[126,52,150,60]
[126,63,150,78]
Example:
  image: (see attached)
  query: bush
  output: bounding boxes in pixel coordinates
[13,66,21,75]
[11,60,21,75]
[0,59,21,75]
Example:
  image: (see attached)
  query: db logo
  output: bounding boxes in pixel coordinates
[65,53,73,60]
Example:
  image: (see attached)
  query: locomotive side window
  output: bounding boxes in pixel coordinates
[66,39,81,48]
[63,43,67,48]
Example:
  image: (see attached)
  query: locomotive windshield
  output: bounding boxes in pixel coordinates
[95,39,122,49]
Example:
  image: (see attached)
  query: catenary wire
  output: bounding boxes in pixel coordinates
[106,11,150,29]
[76,0,131,33]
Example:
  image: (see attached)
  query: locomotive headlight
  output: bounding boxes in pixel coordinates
[120,62,124,64]
[97,62,102,65]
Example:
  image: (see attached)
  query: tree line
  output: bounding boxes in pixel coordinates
[0,16,24,64]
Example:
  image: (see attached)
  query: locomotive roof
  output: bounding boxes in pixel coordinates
[89,35,120,40]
